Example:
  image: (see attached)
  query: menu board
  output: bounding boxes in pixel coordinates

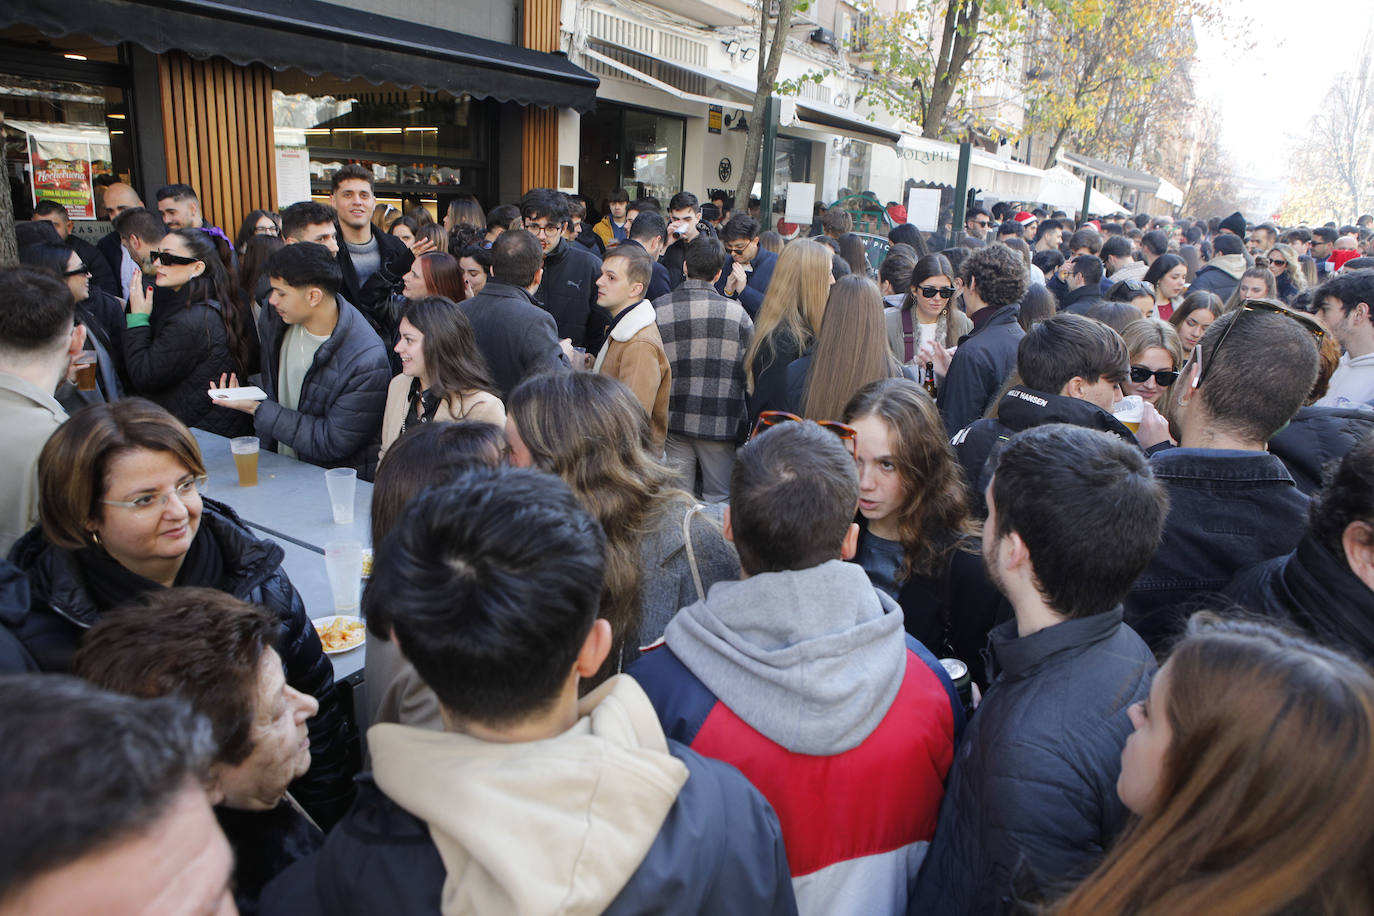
[27,131,110,220]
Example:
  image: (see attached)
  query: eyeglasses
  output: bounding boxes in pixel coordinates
[1129,365,1179,386]
[749,410,857,457]
[150,250,201,266]
[63,262,90,277]
[724,243,751,256]
[1197,299,1325,385]
[523,222,562,237]
[971,219,990,228]
[100,476,207,512]
[918,285,956,300]
[254,225,280,236]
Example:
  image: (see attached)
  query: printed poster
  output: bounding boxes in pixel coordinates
[28,133,109,220]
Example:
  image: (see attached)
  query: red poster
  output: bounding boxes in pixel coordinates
[29,135,96,219]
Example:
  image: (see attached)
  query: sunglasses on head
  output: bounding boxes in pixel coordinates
[150,250,201,266]
[918,285,956,300]
[749,410,858,457]
[1196,299,1325,386]
[1130,365,1179,386]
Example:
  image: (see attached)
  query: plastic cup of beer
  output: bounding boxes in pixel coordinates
[73,352,98,391]
[325,468,357,525]
[230,437,260,487]
[1113,395,1144,434]
[324,541,364,613]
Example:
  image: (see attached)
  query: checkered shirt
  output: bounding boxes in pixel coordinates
[652,279,755,441]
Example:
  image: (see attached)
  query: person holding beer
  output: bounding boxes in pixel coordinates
[2,398,358,829]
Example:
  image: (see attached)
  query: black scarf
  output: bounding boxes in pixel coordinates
[78,525,226,612]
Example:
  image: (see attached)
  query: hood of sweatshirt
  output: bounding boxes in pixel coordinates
[367,676,688,916]
[1205,253,1248,280]
[664,558,907,755]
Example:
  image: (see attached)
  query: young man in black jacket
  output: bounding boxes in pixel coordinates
[911,424,1163,914]
[522,188,605,350]
[329,164,421,349]
[211,243,390,479]
[936,243,1028,435]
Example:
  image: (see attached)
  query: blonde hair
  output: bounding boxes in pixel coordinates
[1121,318,1184,372]
[744,239,832,393]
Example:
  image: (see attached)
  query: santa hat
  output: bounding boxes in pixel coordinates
[1331,249,1361,272]
[1014,211,1036,226]
[887,203,907,224]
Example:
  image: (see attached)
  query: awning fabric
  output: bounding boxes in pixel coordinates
[0,0,600,112]
[1058,151,1164,196]
[792,100,901,145]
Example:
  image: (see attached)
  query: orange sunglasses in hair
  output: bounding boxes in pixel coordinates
[749,410,858,457]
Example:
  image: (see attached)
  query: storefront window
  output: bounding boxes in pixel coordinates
[579,103,684,215]
[770,136,812,219]
[273,71,497,219]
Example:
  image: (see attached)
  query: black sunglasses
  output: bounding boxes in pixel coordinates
[1130,365,1179,386]
[63,262,90,277]
[1269,259,1287,268]
[1118,279,1155,295]
[151,250,201,266]
[918,285,956,300]
[1197,299,1325,386]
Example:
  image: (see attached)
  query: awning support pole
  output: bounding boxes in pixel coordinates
[760,95,778,232]
[1080,175,1094,222]
[952,141,971,243]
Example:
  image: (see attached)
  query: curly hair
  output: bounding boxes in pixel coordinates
[843,378,978,579]
[959,243,1028,309]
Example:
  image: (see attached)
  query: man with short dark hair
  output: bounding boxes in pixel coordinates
[1313,271,1374,407]
[114,207,167,290]
[912,424,1161,914]
[280,201,340,254]
[0,268,82,554]
[995,219,1022,242]
[263,468,797,916]
[952,314,1136,512]
[1126,306,1323,651]
[1139,229,1169,266]
[567,195,605,255]
[821,207,853,239]
[654,237,753,501]
[1032,218,1062,252]
[484,203,521,248]
[964,206,991,240]
[31,200,119,297]
[1225,432,1374,663]
[1068,226,1102,256]
[709,190,732,229]
[523,188,605,350]
[95,181,144,294]
[329,164,417,346]
[459,229,569,397]
[1059,253,1106,314]
[662,191,717,289]
[0,674,232,915]
[211,242,390,477]
[1189,232,1246,300]
[1247,222,1278,256]
[1312,226,1341,280]
[155,183,207,231]
[937,243,1029,433]
[593,186,633,248]
[622,210,673,300]
[593,246,671,451]
[632,421,962,915]
[1102,234,1144,285]
[716,214,777,317]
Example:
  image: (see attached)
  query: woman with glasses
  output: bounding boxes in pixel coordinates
[504,372,738,682]
[884,254,972,373]
[234,209,281,253]
[5,398,355,827]
[18,242,126,403]
[123,228,256,438]
[1267,243,1307,304]
[1143,253,1189,320]
[1120,319,1184,408]
[842,378,1004,688]
[1222,267,1278,314]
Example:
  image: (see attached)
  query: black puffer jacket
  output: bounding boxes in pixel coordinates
[1267,404,1374,496]
[937,305,1024,436]
[123,286,251,437]
[537,238,604,349]
[336,229,413,347]
[910,609,1154,915]
[255,297,390,480]
[5,500,356,827]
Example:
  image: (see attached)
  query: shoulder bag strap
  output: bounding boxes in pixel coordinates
[683,503,706,601]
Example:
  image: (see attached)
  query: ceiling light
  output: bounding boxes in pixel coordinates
[63,53,87,61]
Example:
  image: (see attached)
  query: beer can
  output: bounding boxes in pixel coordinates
[940,657,974,716]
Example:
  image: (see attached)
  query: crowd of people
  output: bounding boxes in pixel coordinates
[2,172,1374,916]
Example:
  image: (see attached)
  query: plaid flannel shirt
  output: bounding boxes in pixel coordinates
[652,279,755,441]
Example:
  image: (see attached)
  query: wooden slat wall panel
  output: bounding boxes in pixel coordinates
[522,0,562,189]
[156,52,276,232]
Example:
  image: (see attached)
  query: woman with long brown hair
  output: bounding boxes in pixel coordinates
[378,295,503,459]
[743,238,832,425]
[842,378,1004,686]
[786,275,905,420]
[504,372,739,682]
[884,253,973,373]
[1051,615,1374,916]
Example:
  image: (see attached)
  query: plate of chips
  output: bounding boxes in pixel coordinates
[313,615,365,654]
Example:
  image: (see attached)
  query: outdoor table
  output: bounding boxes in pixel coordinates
[192,429,370,681]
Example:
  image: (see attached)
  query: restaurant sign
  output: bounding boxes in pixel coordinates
[25,126,111,220]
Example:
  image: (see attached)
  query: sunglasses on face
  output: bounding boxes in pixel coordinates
[1130,365,1179,386]
[749,410,858,457]
[1269,259,1287,268]
[150,250,201,266]
[918,285,956,299]
[63,262,90,277]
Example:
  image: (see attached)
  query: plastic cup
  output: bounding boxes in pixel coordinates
[1113,395,1144,434]
[571,346,588,369]
[325,468,356,525]
[73,352,98,391]
[324,541,364,612]
[230,437,259,487]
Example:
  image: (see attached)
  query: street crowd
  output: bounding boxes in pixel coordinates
[1,166,1373,916]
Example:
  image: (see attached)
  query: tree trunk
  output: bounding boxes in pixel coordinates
[922,0,980,138]
[736,0,796,207]
[0,119,17,268]
[1043,125,1071,173]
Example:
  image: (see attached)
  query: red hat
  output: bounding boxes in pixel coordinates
[1331,249,1361,272]
[1014,211,1036,225]
[887,203,907,224]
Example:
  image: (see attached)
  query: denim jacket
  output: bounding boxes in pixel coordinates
[1124,448,1309,653]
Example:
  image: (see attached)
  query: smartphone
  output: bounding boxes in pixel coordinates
[209,386,269,401]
